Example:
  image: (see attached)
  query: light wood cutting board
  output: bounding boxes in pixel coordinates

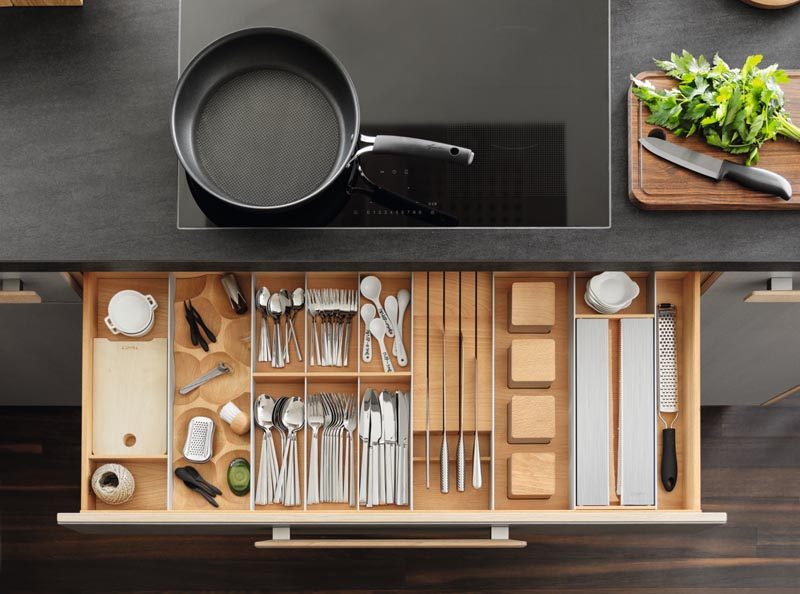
[92,338,167,456]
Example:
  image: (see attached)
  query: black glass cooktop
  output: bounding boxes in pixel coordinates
[177,0,610,229]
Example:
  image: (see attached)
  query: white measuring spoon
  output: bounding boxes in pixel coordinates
[360,276,394,337]
[396,289,410,366]
[385,295,407,367]
[360,303,376,363]
[369,318,394,373]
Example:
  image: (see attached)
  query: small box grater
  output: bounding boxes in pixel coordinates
[183,416,214,463]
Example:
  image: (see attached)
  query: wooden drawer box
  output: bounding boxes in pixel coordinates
[58,271,724,540]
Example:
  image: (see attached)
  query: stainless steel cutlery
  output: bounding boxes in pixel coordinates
[256,286,305,368]
[359,388,410,507]
[307,288,357,367]
[254,394,304,506]
[306,392,358,505]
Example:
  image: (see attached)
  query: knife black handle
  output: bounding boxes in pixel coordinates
[660,428,678,493]
[719,161,792,200]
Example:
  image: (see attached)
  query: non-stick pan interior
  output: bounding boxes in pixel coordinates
[173,29,359,209]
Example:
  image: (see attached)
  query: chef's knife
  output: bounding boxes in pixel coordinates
[640,137,792,200]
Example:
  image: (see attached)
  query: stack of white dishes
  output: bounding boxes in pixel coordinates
[584,272,639,314]
[104,290,158,337]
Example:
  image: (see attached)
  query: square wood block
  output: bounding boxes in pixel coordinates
[508,282,555,334]
[508,452,555,499]
[508,338,555,388]
[508,395,555,444]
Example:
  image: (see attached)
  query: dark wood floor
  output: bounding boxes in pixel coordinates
[1,405,798,593]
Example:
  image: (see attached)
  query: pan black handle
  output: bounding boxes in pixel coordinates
[367,135,474,166]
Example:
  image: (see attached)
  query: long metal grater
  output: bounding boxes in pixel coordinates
[657,303,679,492]
[657,304,678,413]
[183,416,215,463]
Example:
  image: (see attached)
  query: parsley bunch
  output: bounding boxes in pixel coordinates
[632,51,800,165]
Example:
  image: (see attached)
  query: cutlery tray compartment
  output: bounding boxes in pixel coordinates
[69,270,707,526]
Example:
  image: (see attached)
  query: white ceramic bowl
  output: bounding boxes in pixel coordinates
[105,290,158,337]
[587,272,639,308]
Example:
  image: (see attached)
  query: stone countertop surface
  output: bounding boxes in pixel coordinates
[2,0,800,271]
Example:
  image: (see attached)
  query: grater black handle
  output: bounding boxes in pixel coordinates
[660,428,678,492]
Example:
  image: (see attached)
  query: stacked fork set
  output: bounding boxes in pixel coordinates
[254,394,305,506]
[306,289,358,367]
[358,388,410,507]
[255,287,305,368]
[306,393,358,506]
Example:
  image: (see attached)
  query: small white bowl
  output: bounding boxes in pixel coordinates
[105,290,158,337]
[587,272,639,308]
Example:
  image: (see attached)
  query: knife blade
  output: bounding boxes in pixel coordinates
[369,390,382,507]
[358,389,373,505]
[380,390,396,505]
[396,390,409,505]
[639,136,792,200]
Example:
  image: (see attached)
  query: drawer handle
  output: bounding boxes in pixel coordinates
[254,538,527,549]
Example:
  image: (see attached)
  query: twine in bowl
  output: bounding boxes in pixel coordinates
[91,463,135,505]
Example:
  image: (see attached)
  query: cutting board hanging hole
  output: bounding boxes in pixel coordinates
[648,128,667,140]
[124,433,137,448]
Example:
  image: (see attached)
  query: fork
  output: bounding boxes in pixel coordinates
[344,396,358,506]
[306,394,324,505]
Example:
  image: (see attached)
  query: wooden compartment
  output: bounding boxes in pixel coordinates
[253,272,306,376]
[654,272,701,511]
[359,272,412,376]
[80,273,170,512]
[306,272,359,372]
[253,379,306,509]
[494,273,570,511]
[412,272,492,510]
[172,273,252,511]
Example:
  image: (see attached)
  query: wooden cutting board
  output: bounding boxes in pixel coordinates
[92,338,167,456]
[629,70,800,210]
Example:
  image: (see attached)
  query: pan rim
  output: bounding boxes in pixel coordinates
[171,26,361,212]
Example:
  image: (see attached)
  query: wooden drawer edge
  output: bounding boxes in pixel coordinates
[58,510,727,527]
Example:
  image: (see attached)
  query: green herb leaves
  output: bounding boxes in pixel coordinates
[632,51,800,165]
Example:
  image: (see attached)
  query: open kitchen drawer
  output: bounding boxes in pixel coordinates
[58,271,725,546]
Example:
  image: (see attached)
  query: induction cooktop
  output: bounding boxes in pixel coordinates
[177,0,610,229]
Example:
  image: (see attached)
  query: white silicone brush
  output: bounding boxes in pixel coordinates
[220,401,249,435]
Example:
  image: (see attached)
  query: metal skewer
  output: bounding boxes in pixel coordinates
[440,273,449,494]
[472,272,482,489]
[426,271,431,489]
[456,273,465,492]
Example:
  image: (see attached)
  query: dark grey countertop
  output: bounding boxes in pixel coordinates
[2,0,800,271]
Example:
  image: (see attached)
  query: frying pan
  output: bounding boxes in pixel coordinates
[171,28,474,224]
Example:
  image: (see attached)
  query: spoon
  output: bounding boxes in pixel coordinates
[268,293,285,368]
[369,317,394,373]
[385,295,407,367]
[360,303,376,363]
[360,276,394,337]
[256,287,271,363]
[307,299,320,367]
[287,287,304,362]
[279,290,293,363]
[396,289,410,366]
[254,395,278,505]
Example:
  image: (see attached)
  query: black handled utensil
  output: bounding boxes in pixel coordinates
[187,299,217,343]
[640,136,792,200]
[178,466,223,496]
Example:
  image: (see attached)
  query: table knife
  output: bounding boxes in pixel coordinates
[639,136,792,200]
[380,390,396,505]
[359,389,373,505]
[368,391,382,507]
[396,390,409,505]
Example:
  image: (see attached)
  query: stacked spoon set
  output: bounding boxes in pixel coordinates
[360,275,410,372]
[254,394,305,506]
[256,287,304,368]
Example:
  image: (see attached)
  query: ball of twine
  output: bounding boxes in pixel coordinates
[91,463,135,505]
